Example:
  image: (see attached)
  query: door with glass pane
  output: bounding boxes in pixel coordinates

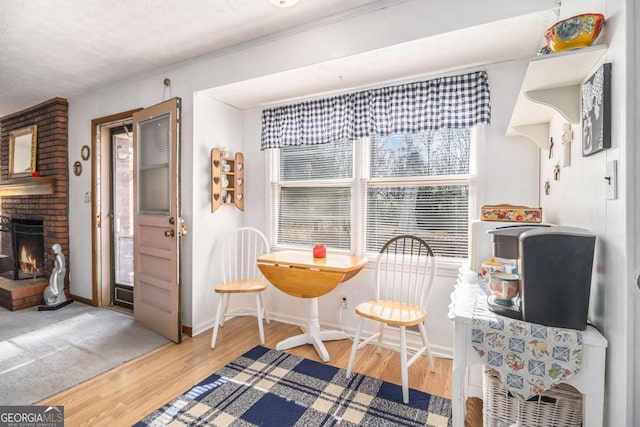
[110,125,134,309]
[133,97,182,343]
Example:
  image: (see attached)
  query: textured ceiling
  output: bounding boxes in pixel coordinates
[0,0,387,117]
[0,1,561,117]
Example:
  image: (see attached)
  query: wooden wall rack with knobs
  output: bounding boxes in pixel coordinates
[211,148,244,212]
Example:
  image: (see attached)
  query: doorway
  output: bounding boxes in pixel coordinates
[90,109,141,311]
[110,125,134,309]
[90,100,183,343]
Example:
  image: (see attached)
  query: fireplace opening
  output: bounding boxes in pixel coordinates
[0,217,45,280]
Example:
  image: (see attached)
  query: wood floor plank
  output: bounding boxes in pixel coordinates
[39,317,452,426]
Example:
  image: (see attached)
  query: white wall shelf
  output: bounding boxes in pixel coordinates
[506,44,607,149]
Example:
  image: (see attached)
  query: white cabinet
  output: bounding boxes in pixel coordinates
[506,44,607,149]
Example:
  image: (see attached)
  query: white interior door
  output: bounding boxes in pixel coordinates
[132,97,182,343]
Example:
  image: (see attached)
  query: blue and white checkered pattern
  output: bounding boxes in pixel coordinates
[261,71,491,150]
[135,346,452,427]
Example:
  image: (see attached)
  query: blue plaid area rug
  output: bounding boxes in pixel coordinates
[134,346,451,426]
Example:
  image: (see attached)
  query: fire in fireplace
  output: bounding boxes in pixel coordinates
[0,217,45,280]
[20,245,39,274]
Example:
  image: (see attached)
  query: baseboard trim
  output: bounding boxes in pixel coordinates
[70,294,96,306]
[192,310,453,359]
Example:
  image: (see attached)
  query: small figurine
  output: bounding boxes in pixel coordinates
[44,244,67,306]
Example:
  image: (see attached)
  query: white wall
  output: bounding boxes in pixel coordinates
[538,1,633,425]
[479,60,541,208]
[632,1,640,424]
[191,94,244,333]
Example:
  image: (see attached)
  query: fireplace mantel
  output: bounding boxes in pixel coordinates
[0,177,55,197]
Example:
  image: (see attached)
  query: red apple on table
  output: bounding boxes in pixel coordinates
[313,244,326,258]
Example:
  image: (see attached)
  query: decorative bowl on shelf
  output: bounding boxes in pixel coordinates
[544,13,605,53]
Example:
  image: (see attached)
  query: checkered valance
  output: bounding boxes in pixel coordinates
[261,70,490,150]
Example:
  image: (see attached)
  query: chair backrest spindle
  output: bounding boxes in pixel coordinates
[218,227,270,284]
[375,235,436,309]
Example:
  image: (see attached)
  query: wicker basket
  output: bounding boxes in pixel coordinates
[483,370,583,427]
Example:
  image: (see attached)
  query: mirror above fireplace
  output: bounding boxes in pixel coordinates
[9,125,37,178]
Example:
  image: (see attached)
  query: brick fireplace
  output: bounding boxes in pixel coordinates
[0,98,69,310]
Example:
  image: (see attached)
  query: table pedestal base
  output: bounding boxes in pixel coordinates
[276,297,347,362]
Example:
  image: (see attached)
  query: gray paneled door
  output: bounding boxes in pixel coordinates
[132,97,182,343]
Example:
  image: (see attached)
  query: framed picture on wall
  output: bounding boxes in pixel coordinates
[581,62,611,156]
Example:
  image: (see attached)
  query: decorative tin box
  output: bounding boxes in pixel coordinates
[480,204,542,223]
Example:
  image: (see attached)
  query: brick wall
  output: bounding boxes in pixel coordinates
[0,98,69,289]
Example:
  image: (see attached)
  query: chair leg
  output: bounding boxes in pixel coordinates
[259,293,270,324]
[346,317,364,378]
[220,294,231,326]
[400,326,409,404]
[418,322,436,373]
[211,295,225,349]
[255,293,265,345]
[375,322,384,353]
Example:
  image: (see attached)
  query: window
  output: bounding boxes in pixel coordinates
[270,128,476,259]
[364,129,471,258]
[273,140,353,250]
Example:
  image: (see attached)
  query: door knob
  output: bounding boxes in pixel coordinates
[164,229,175,238]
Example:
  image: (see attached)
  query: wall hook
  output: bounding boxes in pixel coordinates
[162,78,172,101]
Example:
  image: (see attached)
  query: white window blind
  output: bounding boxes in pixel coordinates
[364,129,470,258]
[365,184,469,257]
[273,140,352,250]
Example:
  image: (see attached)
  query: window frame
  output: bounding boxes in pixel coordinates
[268,145,356,253]
[267,126,482,263]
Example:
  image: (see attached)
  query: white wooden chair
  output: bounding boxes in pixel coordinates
[211,227,270,349]
[346,235,437,403]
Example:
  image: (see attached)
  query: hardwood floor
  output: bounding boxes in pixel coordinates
[39,317,452,426]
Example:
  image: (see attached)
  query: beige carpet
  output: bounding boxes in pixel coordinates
[0,302,169,405]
